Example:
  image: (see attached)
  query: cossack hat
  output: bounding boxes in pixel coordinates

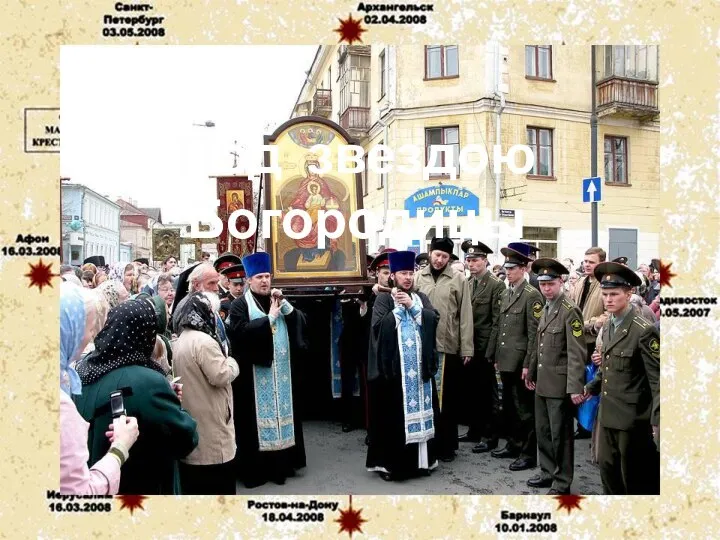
[83,255,106,267]
[369,248,397,272]
[220,263,246,283]
[612,256,628,265]
[461,240,493,259]
[531,258,569,281]
[214,252,242,272]
[242,252,272,278]
[430,237,454,256]
[388,251,416,274]
[594,262,642,289]
[500,247,532,268]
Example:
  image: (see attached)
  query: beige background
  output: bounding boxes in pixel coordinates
[0,0,718,537]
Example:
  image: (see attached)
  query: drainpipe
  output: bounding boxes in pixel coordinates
[377,104,391,245]
[493,41,506,253]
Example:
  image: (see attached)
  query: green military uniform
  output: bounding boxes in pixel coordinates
[488,247,543,467]
[527,259,586,493]
[460,240,505,448]
[586,262,660,495]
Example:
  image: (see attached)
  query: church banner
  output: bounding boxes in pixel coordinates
[262,116,367,286]
[216,176,255,257]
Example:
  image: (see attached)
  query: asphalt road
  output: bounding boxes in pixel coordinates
[239,420,603,495]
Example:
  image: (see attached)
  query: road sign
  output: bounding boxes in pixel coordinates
[582,177,602,203]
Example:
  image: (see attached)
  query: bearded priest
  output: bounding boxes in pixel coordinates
[226,252,309,489]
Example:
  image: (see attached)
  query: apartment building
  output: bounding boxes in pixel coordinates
[291,44,660,268]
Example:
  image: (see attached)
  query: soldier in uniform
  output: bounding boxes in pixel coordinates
[508,242,541,292]
[525,259,586,494]
[219,264,245,322]
[582,262,660,495]
[415,253,430,270]
[488,246,544,471]
[214,253,242,300]
[457,240,504,452]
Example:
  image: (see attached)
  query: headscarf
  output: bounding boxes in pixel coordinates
[61,273,83,287]
[173,292,226,356]
[60,282,86,396]
[76,298,166,385]
[96,280,126,309]
[108,262,127,282]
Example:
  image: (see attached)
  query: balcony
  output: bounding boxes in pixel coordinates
[338,45,372,62]
[312,89,332,118]
[596,76,659,121]
[339,107,370,136]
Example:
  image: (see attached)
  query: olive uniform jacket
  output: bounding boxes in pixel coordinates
[488,282,544,372]
[469,270,505,358]
[414,264,474,358]
[528,293,586,398]
[586,312,660,431]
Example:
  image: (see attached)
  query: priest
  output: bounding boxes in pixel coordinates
[226,252,308,488]
[366,251,441,481]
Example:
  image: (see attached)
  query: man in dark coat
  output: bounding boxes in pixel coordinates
[583,262,660,495]
[226,252,308,488]
[366,251,441,481]
[525,259,586,494]
[458,240,505,452]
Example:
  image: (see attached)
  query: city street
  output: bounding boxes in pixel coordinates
[241,420,603,495]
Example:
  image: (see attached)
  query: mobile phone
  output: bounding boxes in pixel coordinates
[109,390,126,419]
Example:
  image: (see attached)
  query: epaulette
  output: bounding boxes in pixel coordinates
[561,298,574,311]
[524,284,535,294]
[632,315,651,330]
[488,272,501,283]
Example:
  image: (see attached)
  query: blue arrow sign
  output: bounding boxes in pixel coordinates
[582,177,602,203]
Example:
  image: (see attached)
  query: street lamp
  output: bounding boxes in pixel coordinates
[192,121,216,128]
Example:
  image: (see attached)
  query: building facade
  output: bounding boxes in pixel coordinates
[116,199,159,263]
[61,183,121,265]
[291,44,660,268]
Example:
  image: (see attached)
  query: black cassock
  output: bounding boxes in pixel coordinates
[366,291,441,479]
[227,292,308,488]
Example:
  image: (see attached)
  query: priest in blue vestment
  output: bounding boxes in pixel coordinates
[226,252,308,489]
[366,251,441,481]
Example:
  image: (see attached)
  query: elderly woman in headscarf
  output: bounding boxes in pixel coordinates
[73,299,199,495]
[96,280,130,310]
[78,289,111,360]
[60,282,140,495]
[109,262,139,295]
[172,292,239,494]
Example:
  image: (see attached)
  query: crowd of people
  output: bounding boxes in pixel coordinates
[59,241,660,496]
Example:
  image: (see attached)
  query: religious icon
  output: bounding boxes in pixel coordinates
[152,229,180,261]
[226,190,245,214]
[265,119,366,284]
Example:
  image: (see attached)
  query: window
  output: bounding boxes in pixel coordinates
[363,154,369,196]
[525,45,553,80]
[601,45,658,82]
[379,49,387,98]
[425,127,460,178]
[526,127,554,177]
[522,227,558,258]
[604,136,628,184]
[425,45,459,79]
[338,53,370,113]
